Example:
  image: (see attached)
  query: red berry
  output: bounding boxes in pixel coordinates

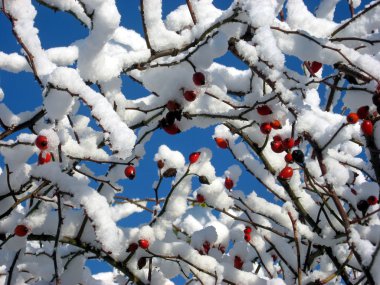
[244,226,252,234]
[215,137,228,149]
[193,72,206,86]
[38,152,51,165]
[278,166,293,180]
[127,243,139,253]
[138,239,149,249]
[224,177,234,190]
[163,124,181,135]
[14,224,29,237]
[361,120,373,136]
[270,120,282,129]
[367,195,379,206]
[351,188,357,196]
[284,153,294,164]
[309,61,322,74]
[203,241,210,254]
[244,233,251,242]
[376,83,380,95]
[234,256,243,270]
[282,138,295,150]
[357,106,369,120]
[189,152,201,164]
[260,122,272,135]
[257,105,272,115]
[218,245,226,254]
[294,136,302,146]
[273,135,282,142]
[157,160,165,169]
[271,140,284,153]
[196,194,205,203]
[347,113,359,124]
[35,135,48,150]
[124,165,136,180]
[184,90,197,102]
[166,100,181,111]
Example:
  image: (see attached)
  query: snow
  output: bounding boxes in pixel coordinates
[0,0,379,284]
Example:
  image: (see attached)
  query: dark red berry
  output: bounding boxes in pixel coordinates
[224,177,234,190]
[193,72,206,86]
[203,241,210,254]
[309,61,322,74]
[234,256,243,270]
[138,239,149,249]
[361,120,373,136]
[157,160,165,169]
[294,137,302,146]
[125,165,136,180]
[14,225,29,237]
[278,166,293,180]
[260,123,272,135]
[284,153,293,163]
[127,243,139,253]
[244,233,251,242]
[166,100,181,111]
[357,106,369,120]
[215,138,228,149]
[282,138,295,150]
[273,135,282,142]
[35,135,48,150]
[184,90,197,102]
[163,124,181,135]
[347,113,359,124]
[367,195,379,206]
[257,105,272,115]
[196,194,205,203]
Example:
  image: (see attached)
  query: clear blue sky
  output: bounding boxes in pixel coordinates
[0,0,372,282]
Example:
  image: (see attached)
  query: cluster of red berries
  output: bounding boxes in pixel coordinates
[197,241,225,255]
[346,106,373,136]
[35,135,52,165]
[243,226,252,242]
[270,135,301,154]
[161,72,207,135]
[256,105,282,135]
[271,135,304,180]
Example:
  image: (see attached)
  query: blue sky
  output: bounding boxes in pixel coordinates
[0,0,372,282]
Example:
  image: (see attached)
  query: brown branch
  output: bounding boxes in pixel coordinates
[288,212,302,285]
[186,0,197,25]
[331,1,380,37]
[0,109,45,140]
